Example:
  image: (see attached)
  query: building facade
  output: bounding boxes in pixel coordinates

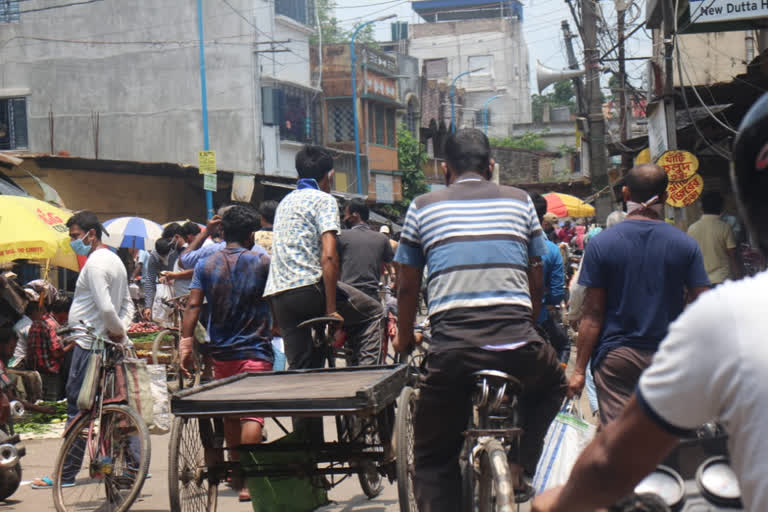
[407,0,532,138]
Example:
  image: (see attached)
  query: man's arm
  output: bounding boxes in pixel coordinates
[180,288,204,377]
[568,287,606,397]
[532,397,679,512]
[395,263,422,353]
[528,258,544,322]
[321,232,340,318]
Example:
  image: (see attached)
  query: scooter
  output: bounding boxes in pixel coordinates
[0,364,25,501]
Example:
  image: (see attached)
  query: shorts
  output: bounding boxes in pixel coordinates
[213,358,273,424]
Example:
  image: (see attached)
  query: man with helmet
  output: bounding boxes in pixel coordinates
[532,94,768,512]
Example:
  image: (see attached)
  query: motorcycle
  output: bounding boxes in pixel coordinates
[0,363,25,501]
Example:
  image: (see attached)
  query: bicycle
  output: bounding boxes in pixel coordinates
[152,294,204,390]
[52,324,151,512]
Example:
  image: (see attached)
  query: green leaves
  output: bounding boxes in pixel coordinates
[490,131,549,151]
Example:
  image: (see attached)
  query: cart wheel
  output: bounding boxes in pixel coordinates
[396,386,418,512]
[169,416,219,512]
[358,424,384,499]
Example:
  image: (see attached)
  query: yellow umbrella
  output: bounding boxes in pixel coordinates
[0,196,79,271]
[544,193,596,218]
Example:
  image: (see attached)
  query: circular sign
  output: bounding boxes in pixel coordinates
[634,148,651,165]
[666,174,704,207]
[657,150,699,182]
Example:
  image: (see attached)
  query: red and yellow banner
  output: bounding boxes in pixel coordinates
[657,150,699,182]
[666,174,704,208]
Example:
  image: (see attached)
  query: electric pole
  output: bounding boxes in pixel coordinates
[562,20,586,116]
[582,0,611,220]
[616,0,632,172]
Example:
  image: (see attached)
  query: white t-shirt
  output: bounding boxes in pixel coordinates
[11,316,32,366]
[69,248,135,349]
[638,271,768,511]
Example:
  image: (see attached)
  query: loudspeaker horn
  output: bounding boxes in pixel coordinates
[536,60,585,94]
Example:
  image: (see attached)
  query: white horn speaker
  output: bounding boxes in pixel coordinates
[537,60,585,93]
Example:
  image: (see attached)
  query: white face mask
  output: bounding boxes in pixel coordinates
[627,195,664,217]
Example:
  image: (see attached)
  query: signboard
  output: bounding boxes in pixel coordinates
[374,174,394,204]
[203,173,217,192]
[198,150,217,174]
[634,148,651,165]
[647,102,669,161]
[689,0,768,24]
[657,150,699,182]
[666,174,704,207]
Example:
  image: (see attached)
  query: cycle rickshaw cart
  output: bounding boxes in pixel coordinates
[167,364,419,512]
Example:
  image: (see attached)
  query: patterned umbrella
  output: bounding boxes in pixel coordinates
[544,193,595,218]
[102,217,163,250]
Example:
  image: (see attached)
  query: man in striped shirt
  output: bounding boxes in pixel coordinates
[395,129,566,511]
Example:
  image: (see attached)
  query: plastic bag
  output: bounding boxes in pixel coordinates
[533,400,596,493]
[147,364,170,434]
[151,283,174,329]
[77,352,103,411]
[123,357,154,428]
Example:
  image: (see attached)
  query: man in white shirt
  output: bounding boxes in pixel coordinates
[532,93,768,512]
[31,210,134,490]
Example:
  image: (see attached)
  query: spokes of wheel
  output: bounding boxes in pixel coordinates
[53,404,150,512]
[396,386,418,512]
[169,417,218,512]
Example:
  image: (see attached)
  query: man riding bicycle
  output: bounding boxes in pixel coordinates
[394,129,566,512]
[532,93,768,512]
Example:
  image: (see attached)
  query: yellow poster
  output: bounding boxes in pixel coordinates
[666,174,704,207]
[634,148,651,165]
[198,150,217,174]
[657,150,699,182]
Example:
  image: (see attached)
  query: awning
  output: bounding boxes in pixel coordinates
[369,210,402,233]
[261,180,367,201]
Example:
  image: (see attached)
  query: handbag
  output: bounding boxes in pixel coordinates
[533,399,596,493]
[76,347,103,411]
[122,357,154,428]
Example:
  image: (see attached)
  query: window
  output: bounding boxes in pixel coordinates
[386,109,395,147]
[406,98,419,138]
[0,98,27,150]
[468,55,492,76]
[328,101,354,143]
[0,1,20,23]
[275,0,310,26]
[474,109,491,128]
[375,105,385,145]
[262,86,319,143]
[424,59,448,79]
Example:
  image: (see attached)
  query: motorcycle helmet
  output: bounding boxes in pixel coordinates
[731,92,768,255]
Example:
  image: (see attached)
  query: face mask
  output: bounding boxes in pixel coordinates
[627,197,664,217]
[70,233,92,256]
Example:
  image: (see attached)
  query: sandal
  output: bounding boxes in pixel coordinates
[31,476,75,489]
[238,488,251,502]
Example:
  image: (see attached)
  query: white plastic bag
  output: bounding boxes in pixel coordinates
[533,400,596,493]
[147,364,170,435]
[151,283,174,329]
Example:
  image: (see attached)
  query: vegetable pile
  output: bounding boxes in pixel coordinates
[15,401,68,435]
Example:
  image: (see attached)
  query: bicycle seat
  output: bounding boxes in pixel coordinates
[297,316,343,329]
[471,370,523,410]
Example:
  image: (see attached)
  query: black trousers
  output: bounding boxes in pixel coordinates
[541,315,571,363]
[413,343,566,512]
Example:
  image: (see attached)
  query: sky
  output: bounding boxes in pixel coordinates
[332,0,651,95]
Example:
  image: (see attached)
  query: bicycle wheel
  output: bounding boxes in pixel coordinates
[53,404,151,512]
[357,423,384,499]
[168,416,218,512]
[396,386,418,512]
[475,439,514,512]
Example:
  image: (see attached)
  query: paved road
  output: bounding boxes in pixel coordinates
[6,419,401,512]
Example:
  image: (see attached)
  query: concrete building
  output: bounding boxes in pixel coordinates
[407,0,532,138]
[312,43,403,203]
[0,0,318,188]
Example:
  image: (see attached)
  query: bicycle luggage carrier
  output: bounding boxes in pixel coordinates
[171,365,408,418]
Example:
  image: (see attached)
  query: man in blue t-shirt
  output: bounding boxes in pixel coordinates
[180,204,273,502]
[568,163,710,425]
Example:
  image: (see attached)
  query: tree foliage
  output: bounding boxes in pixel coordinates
[490,131,549,151]
[376,125,430,218]
[531,80,576,122]
[311,0,379,47]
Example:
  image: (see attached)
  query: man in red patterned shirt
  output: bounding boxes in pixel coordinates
[26,301,71,400]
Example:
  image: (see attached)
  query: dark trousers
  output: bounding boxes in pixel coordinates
[270,281,383,369]
[270,281,383,442]
[541,316,571,363]
[593,346,654,425]
[413,343,566,512]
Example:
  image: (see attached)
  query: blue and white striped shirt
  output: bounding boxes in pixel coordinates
[395,175,547,349]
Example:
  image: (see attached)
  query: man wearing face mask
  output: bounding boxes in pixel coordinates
[338,198,394,302]
[567,163,710,425]
[142,224,181,320]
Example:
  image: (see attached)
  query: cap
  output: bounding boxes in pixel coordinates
[543,212,559,224]
[379,225,391,234]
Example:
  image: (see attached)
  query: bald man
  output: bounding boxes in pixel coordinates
[567,164,710,425]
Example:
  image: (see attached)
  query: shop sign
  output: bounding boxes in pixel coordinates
[657,150,699,182]
[689,0,768,24]
[198,150,217,174]
[666,174,703,207]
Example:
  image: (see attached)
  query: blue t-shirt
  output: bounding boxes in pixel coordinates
[538,239,565,324]
[578,219,709,368]
[190,247,273,363]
